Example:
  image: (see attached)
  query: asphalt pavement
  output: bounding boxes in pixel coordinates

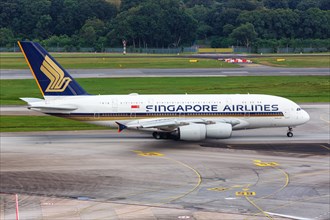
[1,66,329,79]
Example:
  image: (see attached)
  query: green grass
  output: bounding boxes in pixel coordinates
[251,55,330,68]
[0,53,237,69]
[1,52,328,68]
[0,116,107,132]
[1,76,329,105]
[0,52,176,58]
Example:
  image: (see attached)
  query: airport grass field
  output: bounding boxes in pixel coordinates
[1,53,329,68]
[0,53,237,69]
[1,76,329,132]
[1,76,329,105]
[251,55,330,68]
[1,116,107,132]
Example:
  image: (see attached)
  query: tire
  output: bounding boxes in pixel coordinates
[153,132,161,139]
[287,132,293,137]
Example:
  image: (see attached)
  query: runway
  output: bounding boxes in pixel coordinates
[1,105,329,219]
[1,66,329,79]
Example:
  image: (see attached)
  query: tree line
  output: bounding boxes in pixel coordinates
[0,0,329,51]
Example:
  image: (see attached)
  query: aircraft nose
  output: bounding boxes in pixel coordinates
[302,110,310,123]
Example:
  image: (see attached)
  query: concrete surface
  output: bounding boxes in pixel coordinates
[0,103,329,219]
[1,67,329,79]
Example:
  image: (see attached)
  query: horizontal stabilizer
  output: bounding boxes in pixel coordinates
[21,97,77,112]
[20,97,44,103]
[28,105,78,111]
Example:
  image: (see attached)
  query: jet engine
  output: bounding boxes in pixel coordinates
[176,123,232,141]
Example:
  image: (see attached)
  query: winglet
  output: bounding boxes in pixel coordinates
[116,122,127,133]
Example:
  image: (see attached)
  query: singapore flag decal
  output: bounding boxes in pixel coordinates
[131,105,140,109]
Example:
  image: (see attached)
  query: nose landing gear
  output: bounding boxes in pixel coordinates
[287,127,293,137]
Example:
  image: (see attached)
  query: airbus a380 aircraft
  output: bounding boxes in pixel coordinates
[18,41,310,141]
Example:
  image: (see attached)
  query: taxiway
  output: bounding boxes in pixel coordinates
[0,104,329,219]
[1,132,329,220]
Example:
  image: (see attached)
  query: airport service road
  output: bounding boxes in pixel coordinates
[1,66,329,79]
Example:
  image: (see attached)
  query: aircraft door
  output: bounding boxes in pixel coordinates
[112,98,118,112]
[284,108,291,119]
[148,99,154,106]
[147,98,154,115]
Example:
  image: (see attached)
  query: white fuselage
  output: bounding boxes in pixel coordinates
[36,94,309,132]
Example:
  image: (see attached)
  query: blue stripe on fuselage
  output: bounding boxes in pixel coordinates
[48,111,284,117]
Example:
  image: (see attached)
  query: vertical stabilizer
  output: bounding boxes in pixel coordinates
[18,41,88,97]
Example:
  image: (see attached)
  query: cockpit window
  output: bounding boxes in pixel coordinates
[297,108,301,111]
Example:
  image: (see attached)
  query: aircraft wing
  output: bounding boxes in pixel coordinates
[117,118,241,132]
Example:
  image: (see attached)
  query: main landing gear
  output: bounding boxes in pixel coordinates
[152,132,179,140]
[153,132,170,139]
[287,127,293,137]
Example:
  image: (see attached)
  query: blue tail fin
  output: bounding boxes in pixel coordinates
[18,41,88,96]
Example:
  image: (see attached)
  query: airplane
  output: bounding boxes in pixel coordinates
[18,41,310,141]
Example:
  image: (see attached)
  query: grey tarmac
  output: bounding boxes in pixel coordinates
[1,66,329,79]
[0,104,329,219]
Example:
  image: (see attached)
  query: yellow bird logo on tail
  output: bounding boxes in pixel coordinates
[40,55,71,92]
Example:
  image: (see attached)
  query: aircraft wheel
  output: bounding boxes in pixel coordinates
[160,132,170,139]
[287,132,293,137]
[153,132,162,139]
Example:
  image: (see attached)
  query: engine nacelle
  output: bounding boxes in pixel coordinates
[206,123,232,139]
[178,124,206,141]
[176,123,232,141]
